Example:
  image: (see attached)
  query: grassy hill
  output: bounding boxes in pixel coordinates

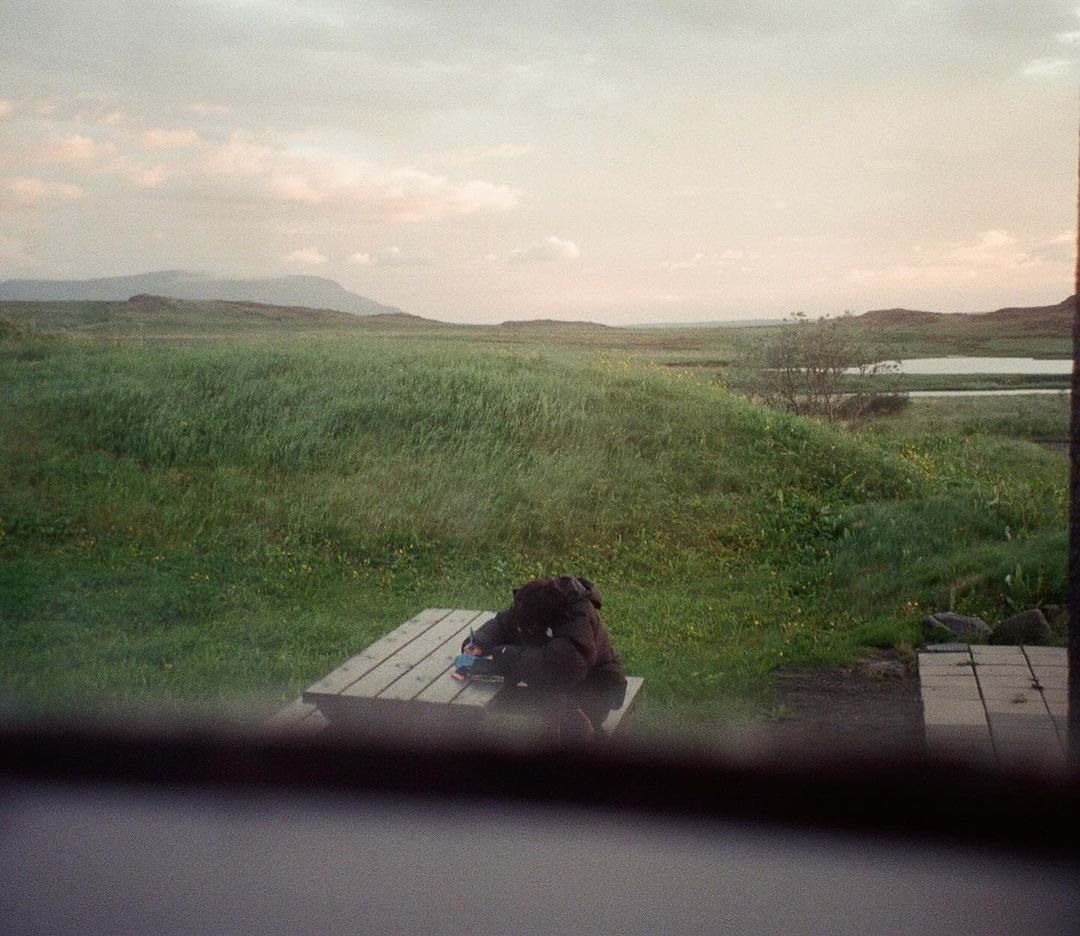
[0,312,1068,728]
[845,297,1074,359]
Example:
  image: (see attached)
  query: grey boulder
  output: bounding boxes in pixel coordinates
[990,609,1052,646]
[922,612,992,643]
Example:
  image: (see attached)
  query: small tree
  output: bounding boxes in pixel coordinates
[759,312,903,420]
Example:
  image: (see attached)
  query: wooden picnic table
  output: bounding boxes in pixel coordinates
[300,608,499,729]
[271,608,643,736]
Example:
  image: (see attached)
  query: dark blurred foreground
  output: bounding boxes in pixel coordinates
[2,714,1078,935]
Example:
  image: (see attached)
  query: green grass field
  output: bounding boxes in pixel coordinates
[0,304,1069,730]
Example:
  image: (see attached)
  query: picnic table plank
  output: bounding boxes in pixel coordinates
[452,679,505,709]
[265,696,329,731]
[415,625,505,706]
[302,608,452,698]
[414,670,497,706]
[337,608,489,701]
[379,611,495,701]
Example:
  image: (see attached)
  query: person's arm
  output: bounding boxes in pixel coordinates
[488,610,598,688]
[465,609,517,654]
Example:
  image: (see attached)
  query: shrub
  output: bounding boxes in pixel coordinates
[759,312,906,421]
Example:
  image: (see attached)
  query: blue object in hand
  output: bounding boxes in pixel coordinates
[453,654,478,675]
[451,653,498,681]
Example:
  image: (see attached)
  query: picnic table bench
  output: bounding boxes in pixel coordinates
[269,608,643,737]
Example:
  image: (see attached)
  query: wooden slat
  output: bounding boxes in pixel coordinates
[266,696,319,727]
[379,611,494,701]
[416,670,503,706]
[450,678,505,709]
[337,609,490,700]
[305,693,487,734]
[414,616,504,706]
[302,608,451,699]
[265,696,329,732]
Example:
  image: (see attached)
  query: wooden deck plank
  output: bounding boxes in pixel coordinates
[379,611,495,701]
[302,608,452,699]
[336,609,489,700]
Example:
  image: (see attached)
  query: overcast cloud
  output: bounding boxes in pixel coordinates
[0,0,1076,323]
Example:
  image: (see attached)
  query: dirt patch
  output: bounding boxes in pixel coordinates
[762,652,926,757]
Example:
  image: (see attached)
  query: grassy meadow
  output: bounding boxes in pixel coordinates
[0,301,1069,730]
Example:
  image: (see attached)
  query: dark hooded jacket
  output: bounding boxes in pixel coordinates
[470,576,627,707]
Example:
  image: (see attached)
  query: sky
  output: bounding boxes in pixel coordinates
[0,1,1078,324]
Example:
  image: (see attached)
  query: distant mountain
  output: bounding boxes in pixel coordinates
[979,296,1074,330]
[498,318,616,329]
[639,318,785,329]
[854,296,1075,335]
[0,270,403,317]
[856,307,943,326]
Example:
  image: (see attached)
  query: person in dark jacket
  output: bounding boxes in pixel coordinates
[455,576,627,742]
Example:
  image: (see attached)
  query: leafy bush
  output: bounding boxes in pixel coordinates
[759,313,906,421]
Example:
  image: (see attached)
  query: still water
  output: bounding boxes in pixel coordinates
[863,357,1072,375]
[907,388,1067,397]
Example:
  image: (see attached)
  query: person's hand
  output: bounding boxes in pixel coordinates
[452,654,497,679]
[453,653,478,673]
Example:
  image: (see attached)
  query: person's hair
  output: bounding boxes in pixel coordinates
[511,578,566,634]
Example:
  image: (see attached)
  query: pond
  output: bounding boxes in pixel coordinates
[857,357,1072,375]
[907,388,1067,397]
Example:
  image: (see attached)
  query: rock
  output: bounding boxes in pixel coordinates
[922,612,992,643]
[861,660,907,679]
[990,609,1052,646]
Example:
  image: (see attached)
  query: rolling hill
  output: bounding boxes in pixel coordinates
[855,296,1074,335]
[0,294,434,338]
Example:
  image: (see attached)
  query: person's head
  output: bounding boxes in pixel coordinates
[510,578,566,635]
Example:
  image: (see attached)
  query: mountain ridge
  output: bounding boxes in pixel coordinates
[0,270,403,318]
[855,295,1074,330]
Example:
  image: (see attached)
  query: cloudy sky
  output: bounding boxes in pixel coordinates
[0,1,1077,323]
